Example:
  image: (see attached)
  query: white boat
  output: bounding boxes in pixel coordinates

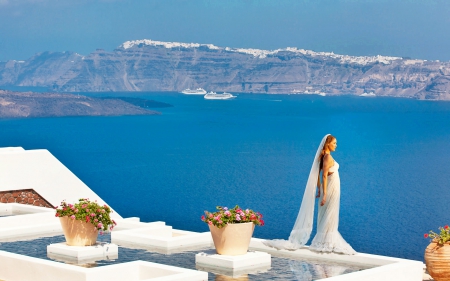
[204,92,236,100]
[181,88,207,95]
[360,92,376,97]
[302,90,326,96]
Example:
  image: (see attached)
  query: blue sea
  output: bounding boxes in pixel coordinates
[1,92,449,262]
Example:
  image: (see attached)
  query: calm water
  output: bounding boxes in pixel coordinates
[0,234,365,280]
[1,92,449,262]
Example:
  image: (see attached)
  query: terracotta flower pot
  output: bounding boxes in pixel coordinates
[59,216,98,246]
[209,222,255,256]
[425,242,450,281]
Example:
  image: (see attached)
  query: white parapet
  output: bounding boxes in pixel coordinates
[0,250,208,281]
[195,250,271,277]
[0,202,54,216]
[112,224,212,254]
[47,242,118,264]
[0,211,63,241]
[0,148,121,219]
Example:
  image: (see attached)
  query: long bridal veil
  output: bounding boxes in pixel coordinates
[263,134,330,250]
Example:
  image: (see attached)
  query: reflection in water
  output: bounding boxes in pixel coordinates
[289,260,353,281]
[215,274,249,281]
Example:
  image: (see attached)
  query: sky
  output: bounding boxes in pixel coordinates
[0,0,449,62]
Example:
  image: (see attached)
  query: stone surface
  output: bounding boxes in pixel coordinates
[0,189,53,208]
[195,250,271,269]
[47,242,118,261]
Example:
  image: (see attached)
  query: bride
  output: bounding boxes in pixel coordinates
[264,134,356,255]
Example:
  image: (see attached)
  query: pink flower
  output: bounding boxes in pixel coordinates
[70,215,75,220]
[82,204,87,208]
[97,223,103,229]
[236,214,241,221]
[208,221,213,225]
[75,209,79,213]
[112,220,117,225]
[94,219,98,222]
[246,209,249,214]
[218,220,223,224]
[224,211,231,217]
[250,214,256,221]
[90,213,96,217]
[209,214,213,218]
[201,215,205,221]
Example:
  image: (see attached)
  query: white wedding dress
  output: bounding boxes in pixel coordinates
[263,134,356,255]
[308,161,355,254]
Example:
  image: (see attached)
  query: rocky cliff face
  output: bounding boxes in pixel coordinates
[1,39,449,100]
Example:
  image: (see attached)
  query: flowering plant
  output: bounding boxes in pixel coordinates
[55,198,117,232]
[201,205,264,228]
[424,225,450,245]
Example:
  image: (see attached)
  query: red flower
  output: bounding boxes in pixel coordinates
[201,215,205,221]
[259,219,265,226]
[424,233,429,238]
[55,213,60,217]
[445,225,449,230]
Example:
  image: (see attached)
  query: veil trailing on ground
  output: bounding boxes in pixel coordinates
[263,134,330,250]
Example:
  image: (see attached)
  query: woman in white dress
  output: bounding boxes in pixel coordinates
[264,134,356,255]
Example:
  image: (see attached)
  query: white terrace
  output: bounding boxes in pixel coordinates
[0,148,426,281]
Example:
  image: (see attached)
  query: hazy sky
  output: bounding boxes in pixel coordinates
[0,0,449,62]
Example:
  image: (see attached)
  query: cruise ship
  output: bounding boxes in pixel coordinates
[181,88,207,95]
[360,92,376,97]
[204,92,236,100]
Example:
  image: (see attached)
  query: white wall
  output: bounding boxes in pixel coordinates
[0,148,122,218]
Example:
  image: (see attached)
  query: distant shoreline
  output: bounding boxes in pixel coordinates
[0,90,170,119]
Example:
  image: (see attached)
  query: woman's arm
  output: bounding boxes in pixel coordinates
[320,154,333,206]
[316,174,321,198]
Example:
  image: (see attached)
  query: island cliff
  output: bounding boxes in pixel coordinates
[1,39,449,100]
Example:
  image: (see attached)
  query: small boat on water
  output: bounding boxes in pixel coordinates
[181,88,207,95]
[360,92,376,97]
[204,92,236,100]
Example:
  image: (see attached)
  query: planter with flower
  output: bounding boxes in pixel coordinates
[55,198,117,246]
[201,205,264,255]
[424,224,450,281]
